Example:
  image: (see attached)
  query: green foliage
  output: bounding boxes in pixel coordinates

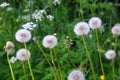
[0,0,120,80]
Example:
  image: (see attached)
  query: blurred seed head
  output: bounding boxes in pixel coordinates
[5,41,14,54]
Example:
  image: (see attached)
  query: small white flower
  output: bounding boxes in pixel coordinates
[53,0,61,5]
[111,23,120,36]
[74,22,90,35]
[89,17,102,29]
[105,50,116,60]
[16,48,30,61]
[15,29,31,43]
[46,15,54,21]
[10,56,17,63]
[0,2,9,7]
[68,70,85,80]
[22,22,37,30]
[5,41,14,54]
[32,10,46,21]
[6,7,13,11]
[43,35,57,48]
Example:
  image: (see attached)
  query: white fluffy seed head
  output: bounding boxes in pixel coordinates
[74,22,90,35]
[89,17,102,29]
[111,24,120,36]
[67,70,85,80]
[16,48,30,61]
[43,35,57,48]
[105,50,116,60]
[15,29,31,43]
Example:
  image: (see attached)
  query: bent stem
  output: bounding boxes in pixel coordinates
[21,61,28,80]
[36,43,57,80]
[50,48,59,80]
[7,53,15,80]
[24,43,35,80]
[53,49,62,80]
[95,30,105,78]
[81,35,95,80]
[67,45,77,69]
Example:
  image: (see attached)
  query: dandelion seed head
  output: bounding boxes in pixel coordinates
[74,22,90,35]
[16,48,30,61]
[67,70,85,80]
[15,29,31,43]
[43,35,57,48]
[111,23,120,36]
[5,41,14,54]
[89,17,102,29]
[105,50,116,60]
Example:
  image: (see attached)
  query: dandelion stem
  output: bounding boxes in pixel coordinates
[24,43,35,80]
[53,49,62,80]
[21,61,28,80]
[112,36,117,80]
[81,35,95,80]
[7,53,15,80]
[95,29,105,78]
[50,49,59,80]
[36,43,57,80]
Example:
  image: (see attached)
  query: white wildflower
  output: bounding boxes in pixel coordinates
[15,29,31,43]
[111,23,120,36]
[53,0,61,5]
[46,15,54,21]
[6,7,13,11]
[105,50,116,60]
[43,35,57,48]
[5,41,14,54]
[22,22,37,30]
[89,17,102,29]
[74,22,90,35]
[10,56,17,63]
[16,48,30,61]
[68,70,85,80]
[0,2,9,7]
[32,9,46,21]
[21,15,30,20]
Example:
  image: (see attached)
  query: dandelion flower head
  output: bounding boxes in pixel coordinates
[16,48,30,61]
[105,50,116,60]
[67,70,85,80]
[89,17,102,29]
[15,29,31,43]
[43,35,57,48]
[74,22,90,35]
[111,23,120,36]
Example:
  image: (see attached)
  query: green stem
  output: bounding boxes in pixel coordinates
[81,35,95,80]
[24,43,35,80]
[7,54,15,80]
[112,36,117,80]
[36,43,56,80]
[21,61,28,80]
[53,49,62,80]
[95,30,105,78]
[50,49,58,80]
